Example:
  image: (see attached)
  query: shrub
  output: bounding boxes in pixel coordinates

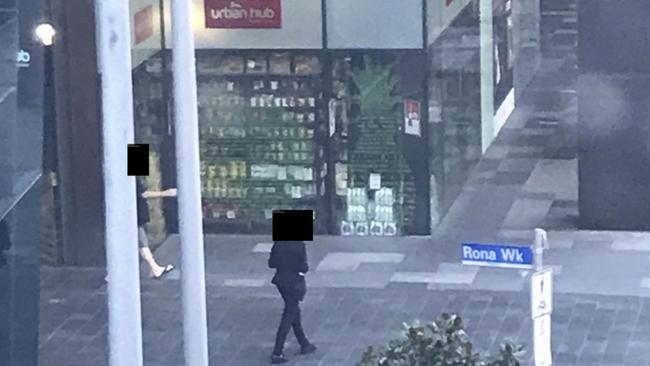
[357,313,525,366]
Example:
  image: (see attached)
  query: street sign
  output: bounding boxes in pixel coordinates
[531,269,553,319]
[533,314,552,366]
[461,243,533,269]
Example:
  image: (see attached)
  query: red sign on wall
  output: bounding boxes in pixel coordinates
[404,100,421,137]
[134,5,154,45]
[204,0,282,29]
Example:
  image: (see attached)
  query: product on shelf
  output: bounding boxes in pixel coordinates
[197,52,325,230]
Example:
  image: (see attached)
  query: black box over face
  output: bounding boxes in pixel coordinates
[127,144,149,176]
[272,210,313,242]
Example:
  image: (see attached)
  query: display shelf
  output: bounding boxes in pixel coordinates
[198,74,317,80]
[196,51,326,231]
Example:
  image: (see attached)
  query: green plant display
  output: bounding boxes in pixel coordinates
[350,56,401,116]
[357,313,525,366]
[343,55,417,232]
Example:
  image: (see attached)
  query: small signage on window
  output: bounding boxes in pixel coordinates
[404,99,422,137]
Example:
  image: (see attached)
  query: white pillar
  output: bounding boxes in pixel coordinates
[170,0,210,365]
[480,0,495,153]
[95,1,143,365]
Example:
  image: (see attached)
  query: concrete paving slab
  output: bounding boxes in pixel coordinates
[316,252,405,272]
[308,271,394,289]
[316,253,361,271]
[640,278,650,289]
[431,263,479,284]
[546,231,575,249]
[520,128,557,137]
[523,159,578,201]
[223,279,267,287]
[252,243,273,253]
[549,249,650,297]
[497,158,539,173]
[502,198,554,230]
[359,253,406,264]
[471,269,526,292]
[612,240,650,252]
[507,146,546,157]
[485,145,509,159]
[389,272,437,284]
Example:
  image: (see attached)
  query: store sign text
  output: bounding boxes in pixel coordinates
[205,0,282,29]
[16,50,31,68]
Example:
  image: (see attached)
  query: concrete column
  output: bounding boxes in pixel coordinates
[52,0,105,266]
[480,0,495,153]
[512,0,541,100]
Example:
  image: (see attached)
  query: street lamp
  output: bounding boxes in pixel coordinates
[35,22,56,46]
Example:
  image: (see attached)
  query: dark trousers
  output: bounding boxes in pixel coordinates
[273,284,309,355]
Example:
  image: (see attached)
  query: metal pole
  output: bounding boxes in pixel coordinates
[95,1,143,365]
[170,0,210,365]
[534,228,543,270]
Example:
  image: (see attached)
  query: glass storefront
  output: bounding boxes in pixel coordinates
[125,0,529,236]
[428,3,482,217]
[330,52,428,236]
[132,50,430,236]
[193,50,327,233]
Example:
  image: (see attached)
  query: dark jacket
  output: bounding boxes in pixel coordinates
[136,179,150,226]
[268,241,308,287]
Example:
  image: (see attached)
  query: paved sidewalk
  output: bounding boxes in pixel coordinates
[38,267,650,366]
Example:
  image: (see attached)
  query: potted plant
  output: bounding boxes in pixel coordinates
[357,313,525,366]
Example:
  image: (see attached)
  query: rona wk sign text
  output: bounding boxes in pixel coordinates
[205,0,282,29]
[461,242,533,269]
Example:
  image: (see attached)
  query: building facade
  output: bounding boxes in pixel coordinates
[50,0,540,264]
[0,0,48,364]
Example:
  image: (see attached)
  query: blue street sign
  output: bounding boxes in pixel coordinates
[461,242,533,269]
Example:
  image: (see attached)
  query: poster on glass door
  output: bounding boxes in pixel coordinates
[493,0,513,108]
[404,99,421,137]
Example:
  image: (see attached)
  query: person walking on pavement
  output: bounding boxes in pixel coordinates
[136,177,176,279]
[268,240,317,364]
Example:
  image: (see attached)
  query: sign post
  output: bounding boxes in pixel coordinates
[460,229,553,366]
[533,313,552,366]
[532,228,552,366]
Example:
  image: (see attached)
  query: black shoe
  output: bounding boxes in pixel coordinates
[300,343,317,355]
[270,354,288,364]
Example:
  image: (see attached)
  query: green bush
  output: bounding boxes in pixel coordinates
[357,313,525,366]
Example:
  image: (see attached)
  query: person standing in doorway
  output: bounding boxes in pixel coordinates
[136,177,176,279]
[268,240,317,364]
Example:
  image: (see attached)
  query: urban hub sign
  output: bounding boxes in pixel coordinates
[16,49,31,68]
[205,0,282,29]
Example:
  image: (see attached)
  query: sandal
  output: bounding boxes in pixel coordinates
[152,264,175,279]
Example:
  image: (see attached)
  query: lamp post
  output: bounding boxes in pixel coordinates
[95,1,144,365]
[169,0,210,365]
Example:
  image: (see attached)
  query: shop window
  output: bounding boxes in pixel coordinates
[194,51,327,234]
[331,53,423,236]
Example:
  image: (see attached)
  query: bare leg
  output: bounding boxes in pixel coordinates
[140,247,164,277]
